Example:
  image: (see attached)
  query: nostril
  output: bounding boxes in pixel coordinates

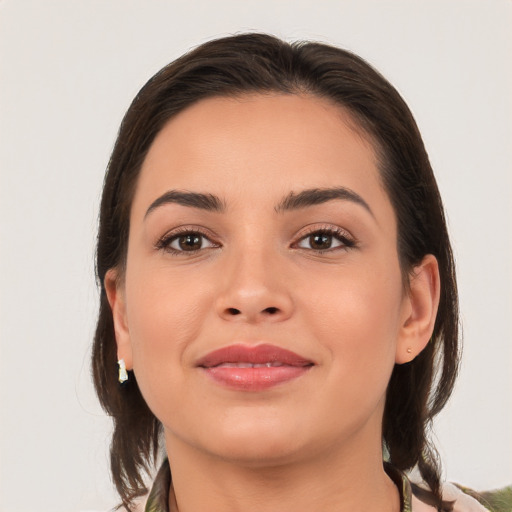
[223,306,281,318]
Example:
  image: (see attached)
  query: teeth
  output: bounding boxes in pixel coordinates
[216,362,284,368]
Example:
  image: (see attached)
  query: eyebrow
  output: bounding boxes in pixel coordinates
[144,186,373,219]
[275,187,374,217]
[144,190,225,218]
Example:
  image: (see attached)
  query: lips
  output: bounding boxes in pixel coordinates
[196,344,314,391]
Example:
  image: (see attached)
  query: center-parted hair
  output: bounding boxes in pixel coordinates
[92,33,460,511]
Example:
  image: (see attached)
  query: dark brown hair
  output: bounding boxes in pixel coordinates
[92,33,460,511]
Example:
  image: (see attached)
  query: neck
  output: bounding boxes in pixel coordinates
[164,430,400,512]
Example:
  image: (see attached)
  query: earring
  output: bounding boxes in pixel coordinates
[406,347,412,354]
[118,359,129,384]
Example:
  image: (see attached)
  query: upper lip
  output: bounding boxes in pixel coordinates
[196,344,314,368]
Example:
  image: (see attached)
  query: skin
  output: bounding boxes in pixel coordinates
[106,94,440,512]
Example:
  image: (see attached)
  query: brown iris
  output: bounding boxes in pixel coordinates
[308,233,333,250]
[178,234,202,251]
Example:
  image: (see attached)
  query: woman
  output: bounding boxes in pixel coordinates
[92,33,490,512]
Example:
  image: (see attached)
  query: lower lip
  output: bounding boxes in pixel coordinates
[202,365,311,391]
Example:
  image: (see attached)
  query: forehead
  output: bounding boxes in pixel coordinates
[133,93,389,219]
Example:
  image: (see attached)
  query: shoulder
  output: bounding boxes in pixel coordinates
[411,481,492,512]
[112,498,147,512]
[442,482,492,512]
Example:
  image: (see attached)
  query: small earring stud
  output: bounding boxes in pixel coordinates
[118,359,129,383]
[406,347,412,354]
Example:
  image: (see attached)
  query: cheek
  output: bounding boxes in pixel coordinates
[301,263,403,379]
[123,264,212,396]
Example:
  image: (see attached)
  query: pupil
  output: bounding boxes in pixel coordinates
[311,234,331,249]
[179,234,201,250]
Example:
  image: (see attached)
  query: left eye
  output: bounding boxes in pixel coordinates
[296,231,351,251]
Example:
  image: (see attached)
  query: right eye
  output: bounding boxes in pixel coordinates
[156,230,219,255]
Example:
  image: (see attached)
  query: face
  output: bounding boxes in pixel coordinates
[108,94,426,468]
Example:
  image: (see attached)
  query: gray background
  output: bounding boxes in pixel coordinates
[0,1,511,510]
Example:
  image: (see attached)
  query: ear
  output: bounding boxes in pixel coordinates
[104,268,133,370]
[395,254,440,364]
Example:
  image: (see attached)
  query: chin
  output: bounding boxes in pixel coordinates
[195,413,310,466]
[212,436,305,468]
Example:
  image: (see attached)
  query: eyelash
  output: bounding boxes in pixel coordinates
[154,227,219,256]
[292,226,356,253]
[155,225,356,256]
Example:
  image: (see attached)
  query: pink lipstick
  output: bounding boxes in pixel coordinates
[196,344,314,391]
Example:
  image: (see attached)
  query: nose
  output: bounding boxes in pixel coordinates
[215,248,294,324]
